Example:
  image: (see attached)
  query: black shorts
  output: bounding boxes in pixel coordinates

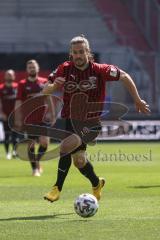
[65,119,101,154]
[65,119,87,153]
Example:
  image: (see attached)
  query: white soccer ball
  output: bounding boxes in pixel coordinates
[74,193,99,218]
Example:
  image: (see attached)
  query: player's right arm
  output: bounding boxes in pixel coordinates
[14,81,24,128]
[0,99,7,121]
[14,100,23,129]
[42,77,65,94]
[42,64,65,95]
[0,85,7,120]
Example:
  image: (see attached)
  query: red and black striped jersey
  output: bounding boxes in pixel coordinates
[49,61,120,119]
[17,77,47,101]
[0,82,18,116]
[17,77,47,124]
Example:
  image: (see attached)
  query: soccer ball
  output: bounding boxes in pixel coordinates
[74,193,99,218]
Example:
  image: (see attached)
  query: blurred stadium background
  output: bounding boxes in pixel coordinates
[0,0,159,140]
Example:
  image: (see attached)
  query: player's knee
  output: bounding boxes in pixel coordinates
[39,137,49,148]
[60,140,70,154]
[73,158,86,168]
[72,151,86,168]
[40,142,48,148]
[60,134,81,154]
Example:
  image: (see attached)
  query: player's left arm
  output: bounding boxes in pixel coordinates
[119,70,151,114]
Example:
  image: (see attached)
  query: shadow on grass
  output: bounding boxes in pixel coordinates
[128,185,160,189]
[0,213,90,222]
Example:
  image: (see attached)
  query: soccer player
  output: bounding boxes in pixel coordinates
[0,70,18,160]
[15,59,49,176]
[43,35,150,201]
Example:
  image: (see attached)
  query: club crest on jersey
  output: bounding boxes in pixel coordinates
[110,66,117,77]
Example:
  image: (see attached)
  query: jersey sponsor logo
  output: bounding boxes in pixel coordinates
[110,66,117,77]
[64,76,97,93]
[26,86,31,90]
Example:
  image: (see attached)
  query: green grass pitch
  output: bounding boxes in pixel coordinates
[0,142,160,240]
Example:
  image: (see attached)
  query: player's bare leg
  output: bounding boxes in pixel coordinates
[28,141,40,177]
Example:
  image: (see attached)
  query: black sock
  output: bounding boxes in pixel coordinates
[55,154,72,191]
[78,161,99,187]
[28,146,37,170]
[4,133,10,154]
[4,141,9,154]
[36,145,47,162]
[12,141,17,153]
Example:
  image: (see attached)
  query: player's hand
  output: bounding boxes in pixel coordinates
[54,77,65,86]
[135,99,151,114]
